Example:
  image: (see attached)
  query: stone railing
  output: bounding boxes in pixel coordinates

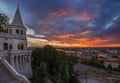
[0,32,26,39]
[0,32,9,37]
[10,50,32,53]
[2,50,32,54]
[0,57,30,83]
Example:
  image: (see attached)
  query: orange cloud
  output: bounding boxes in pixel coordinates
[49,34,75,39]
[28,37,120,48]
[67,10,98,22]
[79,10,92,22]
[27,8,119,48]
[49,8,73,17]
[81,30,91,35]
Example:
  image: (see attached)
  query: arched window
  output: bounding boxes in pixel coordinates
[16,29,19,35]
[21,44,24,49]
[18,45,20,50]
[18,43,24,50]
[3,43,8,50]
[21,30,23,35]
[9,44,12,50]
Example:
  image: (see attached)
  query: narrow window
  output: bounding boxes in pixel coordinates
[21,44,24,49]
[18,45,20,50]
[3,43,8,50]
[21,30,23,35]
[16,29,19,35]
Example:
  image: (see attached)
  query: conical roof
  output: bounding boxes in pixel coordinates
[11,5,25,27]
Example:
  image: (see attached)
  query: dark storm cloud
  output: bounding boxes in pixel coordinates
[1,0,120,46]
[29,0,120,42]
[79,0,120,40]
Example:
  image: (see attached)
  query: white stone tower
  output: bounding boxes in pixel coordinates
[0,5,32,78]
[6,5,32,78]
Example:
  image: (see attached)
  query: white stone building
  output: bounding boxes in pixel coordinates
[104,54,120,68]
[0,6,32,79]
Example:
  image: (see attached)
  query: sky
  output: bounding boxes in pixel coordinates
[0,0,120,48]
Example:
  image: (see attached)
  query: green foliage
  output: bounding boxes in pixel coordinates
[31,45,79,83]
[81,60,88,65]
[0,13,8,33]
[88,56,105,68]
[69,55,79,64]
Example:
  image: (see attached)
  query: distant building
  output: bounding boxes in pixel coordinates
[104,54,120,68]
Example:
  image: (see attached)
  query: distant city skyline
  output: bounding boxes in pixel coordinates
[0,0,120,47]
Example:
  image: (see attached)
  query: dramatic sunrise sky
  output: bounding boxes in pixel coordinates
[0,0,120,47]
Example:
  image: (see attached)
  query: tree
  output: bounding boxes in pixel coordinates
[0,13,8,32]
[31,45,79,83]
[81,59,88,65]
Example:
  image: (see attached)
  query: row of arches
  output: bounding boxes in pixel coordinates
[13,55,30,73]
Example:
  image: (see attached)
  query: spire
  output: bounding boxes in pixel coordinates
[11,5,24,27]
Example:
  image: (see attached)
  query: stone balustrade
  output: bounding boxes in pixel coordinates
[0,57,30,83]
[0,50,32,78]
[0,32,26,39]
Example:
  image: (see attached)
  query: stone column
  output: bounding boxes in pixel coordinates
[26,55,29,77]
[18,55,20,72]
[23,55,25,71]
[14,56,17,70]
[11,56,15,68]
[24,55,27,76]
[28,55,32,77]
[21,55,25,75]
[22,55,24,69]
[16,55,19,72]
[19,55,22,72]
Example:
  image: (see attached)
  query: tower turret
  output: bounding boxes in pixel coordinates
[11,5,25,28]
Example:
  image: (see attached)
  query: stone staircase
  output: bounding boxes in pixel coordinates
[0,62,21,83]
[0,57,30,83]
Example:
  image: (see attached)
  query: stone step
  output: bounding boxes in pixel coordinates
[0,62,20,83]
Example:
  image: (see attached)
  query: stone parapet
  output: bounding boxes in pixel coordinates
[0,32,26,40]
